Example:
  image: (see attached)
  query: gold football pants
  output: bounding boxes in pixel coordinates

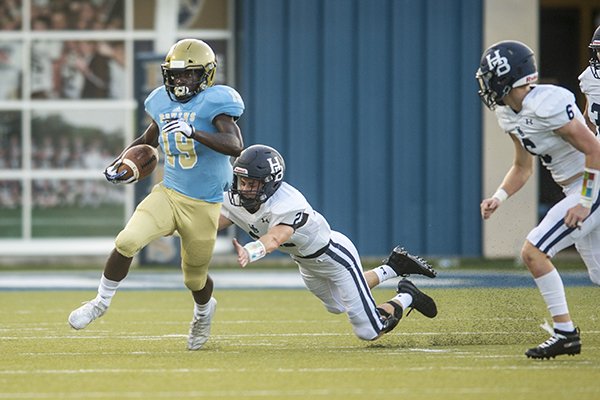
[115,184,221,291]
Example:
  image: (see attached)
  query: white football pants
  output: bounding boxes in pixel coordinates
[291,230,384,340]
[527,179,600,285]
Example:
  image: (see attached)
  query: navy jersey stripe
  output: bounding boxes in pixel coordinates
[326,241,382,333]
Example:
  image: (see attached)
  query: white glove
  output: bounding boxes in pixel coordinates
[103,163,136,184]
[163,119,195,138]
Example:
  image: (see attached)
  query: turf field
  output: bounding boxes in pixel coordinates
[1,286,599,400]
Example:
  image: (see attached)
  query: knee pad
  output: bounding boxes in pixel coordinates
[181,240,213,291]
[115,229,142,258]
[353,326,379,341]
[183,272,208,292]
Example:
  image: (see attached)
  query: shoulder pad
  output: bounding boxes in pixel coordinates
[494,106,517,133]
[144,86,165,109]
[270,184,308,216]
[202,85,245,119]
[579,68,593,93]
[527,85,575,118]
[204,86,244,107]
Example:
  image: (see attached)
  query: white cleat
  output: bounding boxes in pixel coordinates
[187,297,217,350]
[68,300,107,330]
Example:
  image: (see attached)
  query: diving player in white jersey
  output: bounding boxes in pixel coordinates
[68,39,245,350]
[218,145,438,341]
[476,40,600,359]
[579,25,600,135]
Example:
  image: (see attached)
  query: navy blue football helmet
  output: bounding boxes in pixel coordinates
[589,26,600,79]
[476,40,538,110]
[229,145,285,212]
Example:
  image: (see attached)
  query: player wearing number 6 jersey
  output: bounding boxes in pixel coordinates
[476,40,600,359]
[68,39,244,351]
[218,145,438,341]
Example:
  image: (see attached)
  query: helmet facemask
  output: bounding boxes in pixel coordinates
[163,68,206,102]
[476,67,513,110]
[590,48,600,79]
[162,65,214,102]
[589,26,600,79]
[229,175,267,213]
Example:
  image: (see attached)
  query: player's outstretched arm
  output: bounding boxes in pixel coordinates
[481,135,533,219]
[232,225,294,268]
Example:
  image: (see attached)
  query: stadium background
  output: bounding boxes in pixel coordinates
[0,0,598,265]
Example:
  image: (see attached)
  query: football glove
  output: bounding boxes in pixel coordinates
[163,119,195,138]
[103,161,136,184]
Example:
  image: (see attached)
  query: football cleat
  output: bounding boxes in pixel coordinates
[377,301,403,334]
[396,278,437,318]
[188,297,217,351]
[383,246,437,278]
[525,322,581,359]
[68,300,107,330]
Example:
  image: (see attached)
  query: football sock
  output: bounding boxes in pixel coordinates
[373,265,398,283]
[95,275,120,307]
[393,293,413,310]
[554,321,575,332]
[194,300,212,319]
[534,269,569,317]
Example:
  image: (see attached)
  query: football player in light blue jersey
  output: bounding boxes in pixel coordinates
[68,39,244,351]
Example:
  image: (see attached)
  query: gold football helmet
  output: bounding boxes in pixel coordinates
[161,39,217,102]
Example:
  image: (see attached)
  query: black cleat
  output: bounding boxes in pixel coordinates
[396,278,437,318]
[525,326,581,360]
[383,246,437,278]
[377,301,404,334]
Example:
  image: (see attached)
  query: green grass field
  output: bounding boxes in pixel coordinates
[1,287,599,400]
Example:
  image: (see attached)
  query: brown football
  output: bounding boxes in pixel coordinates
[116,144,159,183]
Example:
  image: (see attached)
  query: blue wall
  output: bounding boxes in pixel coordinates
[236,0,483,257]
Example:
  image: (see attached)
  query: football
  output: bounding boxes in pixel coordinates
[116,144,159,183]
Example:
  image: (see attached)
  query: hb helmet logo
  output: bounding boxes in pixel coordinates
[267,157,284,181]
[486,50,511,76]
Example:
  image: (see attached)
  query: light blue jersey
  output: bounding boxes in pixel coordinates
[145,85,244,202]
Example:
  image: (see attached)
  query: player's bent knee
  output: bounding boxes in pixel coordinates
[324,305,345,314]
[115,230,143,258]
[520,241,545,268]
[183,270,208,292]
[353,326,378,341]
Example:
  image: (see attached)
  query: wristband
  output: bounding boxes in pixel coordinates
[492,188,508,203]
[243,240,267,262]
[579,167,600,209]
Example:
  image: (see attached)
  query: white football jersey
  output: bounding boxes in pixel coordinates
[578,66,600,133]
[495,84,586,184]
[221,182,331,257]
